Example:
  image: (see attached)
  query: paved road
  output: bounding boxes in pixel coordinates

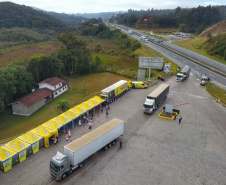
[114,25,226,89]
[1,74,225,185]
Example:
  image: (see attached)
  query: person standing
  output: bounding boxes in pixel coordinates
[68,130,71,137]
[179,116,182,124]
[79,119,82,126]
[106,105,109,112]
[101,107,103,113]
[119,141,122,149]
[83,115,86,123]
[106,111,108,118]
[89,122,92,130]
[65,134,69,141]
[54,137,57,145]
[90,116,93,122]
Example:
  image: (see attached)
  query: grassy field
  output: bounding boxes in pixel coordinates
[0,41,60,68]
[206,82,226,105]
[173,39,226,64]
[0,73,130,142]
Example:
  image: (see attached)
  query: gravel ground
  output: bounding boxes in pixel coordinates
[1,73,225,185]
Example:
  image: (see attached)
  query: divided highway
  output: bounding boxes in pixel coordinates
[112,24,226,88]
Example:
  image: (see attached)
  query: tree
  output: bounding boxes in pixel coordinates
[28,55,64,83]
[57,99,70,113]
[207,33,212,39]
[57,31,92,75]
[0,99,5,113]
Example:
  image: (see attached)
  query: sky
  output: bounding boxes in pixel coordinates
[1,0,225,14]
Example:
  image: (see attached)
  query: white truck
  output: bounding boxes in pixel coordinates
[143,84,170,114]
[176,65,190,81]
[140,36,148,43]
[50,118,124,181]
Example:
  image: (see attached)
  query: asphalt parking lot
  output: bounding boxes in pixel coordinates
[1,73,225,185]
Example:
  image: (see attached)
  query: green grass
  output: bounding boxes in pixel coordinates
[206,82,226,105]
[0,73,131,142]
[173,39,226,65]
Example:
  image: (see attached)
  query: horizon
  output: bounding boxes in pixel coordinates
[0,0,225,14]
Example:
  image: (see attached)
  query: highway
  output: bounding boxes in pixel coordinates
[111,24,226,89]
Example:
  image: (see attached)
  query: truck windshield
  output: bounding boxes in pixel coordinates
[50,161,59,172]
[143,104,153,108]
[101,95,107,100]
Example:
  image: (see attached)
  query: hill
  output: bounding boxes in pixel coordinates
[45,11,88,25]
[0,2,65,29]
[199,20,226,37]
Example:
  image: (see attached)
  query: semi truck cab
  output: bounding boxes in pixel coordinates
[143,99,155,114]
[176,73,183,81]
[50,151,74,181]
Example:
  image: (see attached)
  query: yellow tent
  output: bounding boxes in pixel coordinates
[77,102,90,112]
[0,146,18,172]
[91,96,106,105]
[69,106,85,115]
[51,115,70,126]
[18,132,44,154]
[42,120,63,132]
[61,110,79,121]
[30,126,57,148]
[4,139,31,163]
[84,99,96,110]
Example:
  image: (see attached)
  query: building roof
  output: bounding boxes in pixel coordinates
[37,77,68,86]
[16,88,53,107]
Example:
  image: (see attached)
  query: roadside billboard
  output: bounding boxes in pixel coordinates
[139,57,163,69]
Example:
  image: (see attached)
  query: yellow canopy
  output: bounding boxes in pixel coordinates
[84,99,96,109]
[42,120,63,130]
[91,96,106,105]
[17,132,43,154]
[69,106,85,115]
[18,131,43,144]
[0,146,17,172]
[51,115,70,125]
[4,138,31,163]
[30,126,57,148]
[4,138,30,153]
[0,146,17,162]
[61,110,79,121]
[77,102,90,112]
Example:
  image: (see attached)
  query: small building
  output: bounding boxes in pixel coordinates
[174,32,191,38]
[12,77,68,116]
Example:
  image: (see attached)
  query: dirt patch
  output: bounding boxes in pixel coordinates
[199,20,226,37]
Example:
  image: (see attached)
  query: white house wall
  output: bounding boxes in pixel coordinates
[53,85,68,98]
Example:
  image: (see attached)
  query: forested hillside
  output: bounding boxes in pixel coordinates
[46,11,88,26]
[111,5,224,34]
[0,2,65,29]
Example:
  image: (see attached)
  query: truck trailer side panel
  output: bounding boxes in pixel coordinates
[147,84,169,105]
[64,118,124,166]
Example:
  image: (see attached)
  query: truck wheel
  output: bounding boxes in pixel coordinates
[103,145,108,151]
[112,140,116,145]
[78,162,84,168]
[62,173,67,179]
[108,143,112,148]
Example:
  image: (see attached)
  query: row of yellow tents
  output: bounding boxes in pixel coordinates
[0,96,106,172]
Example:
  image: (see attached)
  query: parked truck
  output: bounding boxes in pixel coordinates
[131,81,147,89]
[100,80,132,103]
[176,65,191,81]
[143,84,170,114]
[50,118,124,181]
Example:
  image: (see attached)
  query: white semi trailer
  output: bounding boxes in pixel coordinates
[176,65,191,81]
[50,118,124,181]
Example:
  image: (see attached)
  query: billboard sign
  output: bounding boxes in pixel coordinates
[164,63,171,73]
[139,57,163,69]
